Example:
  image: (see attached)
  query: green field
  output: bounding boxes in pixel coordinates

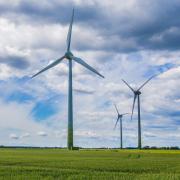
[0,148,179,179]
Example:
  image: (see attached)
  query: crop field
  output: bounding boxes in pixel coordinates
[0,148,179,180]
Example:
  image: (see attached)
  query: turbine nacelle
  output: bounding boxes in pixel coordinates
[135,90,141,95]
[118,114,123,118]
[65,51,74,60]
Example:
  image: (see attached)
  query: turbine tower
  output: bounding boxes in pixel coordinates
[31,9,104,150]
[122,75,156,149]
[114,104,129,149]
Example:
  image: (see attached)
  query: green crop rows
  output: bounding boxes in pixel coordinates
[0,148,179,179]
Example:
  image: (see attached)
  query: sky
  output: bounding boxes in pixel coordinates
[0,0,179,148]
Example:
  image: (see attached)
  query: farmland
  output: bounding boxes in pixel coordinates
[0,148,179,179]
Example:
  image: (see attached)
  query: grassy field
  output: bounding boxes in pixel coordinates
[0,148,179,179]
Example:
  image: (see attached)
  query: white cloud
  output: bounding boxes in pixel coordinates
[21,133,30,138]
[9,133,19,139]
[37,131,48,137]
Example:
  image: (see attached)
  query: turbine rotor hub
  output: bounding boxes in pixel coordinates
[65,51,73,60]
[135,91,141,95]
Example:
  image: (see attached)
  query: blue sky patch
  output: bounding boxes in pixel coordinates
[145,63,175,77]
[31,100,58,121]
[6,91,34,103]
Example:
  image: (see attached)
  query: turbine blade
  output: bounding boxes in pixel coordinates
[114,117,119,129]
[31,56,65,78]
[122,79,135,92]
[67,8,74,51]
[122,113,130,116]
[131,95,137,120]
[114,103,119,115]
[138,75,156,91]
[72,56,104,78]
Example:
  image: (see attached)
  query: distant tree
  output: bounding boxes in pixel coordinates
[72,146,80,150]
[143,146,150,149]
[150,146,157,149]
[170,146,179,150]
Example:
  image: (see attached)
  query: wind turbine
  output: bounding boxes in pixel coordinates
[114,104,129,149]
[31,9,104,150]
[122,75,156,149]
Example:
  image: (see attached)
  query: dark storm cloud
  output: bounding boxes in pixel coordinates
[0,1,102,25]
[18,1,74,24]
[1,0,180,52]
[0,55,30,69]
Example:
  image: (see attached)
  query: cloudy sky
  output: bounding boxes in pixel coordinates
[0,0,179,148]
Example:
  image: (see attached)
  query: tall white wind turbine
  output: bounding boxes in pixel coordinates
[122,75,156,149]
[114,104,129,149]
[32,9,104,150]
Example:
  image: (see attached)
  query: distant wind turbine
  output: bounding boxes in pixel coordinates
[114,104,129,149]
[31,9,104,150]
[122,75,156,149]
